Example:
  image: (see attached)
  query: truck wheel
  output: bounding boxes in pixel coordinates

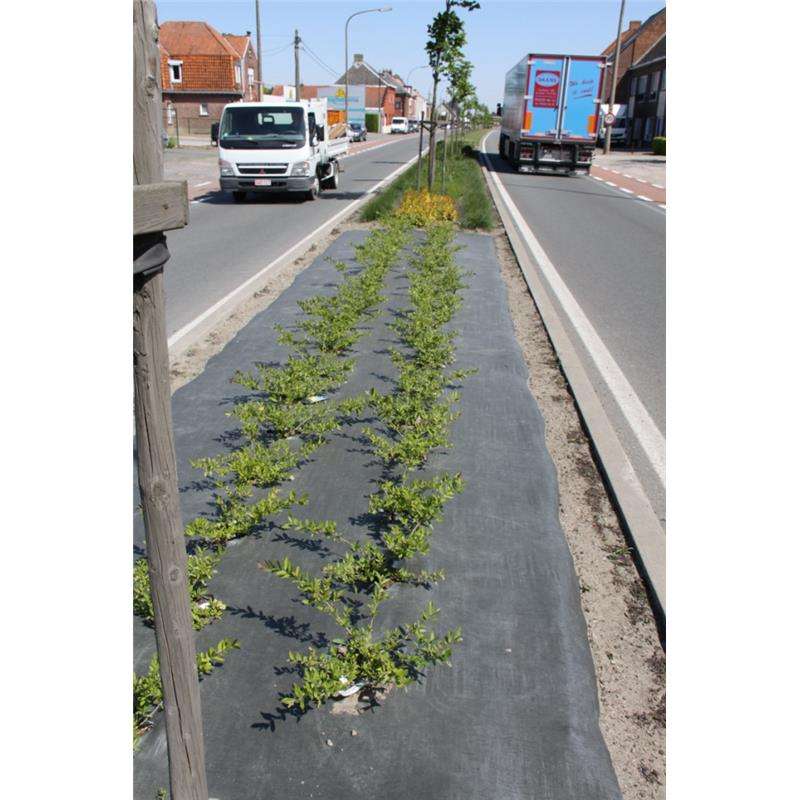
[499,135,507,159]
[232,191,247,203]
[323,163,339,190]
[306,177,320,201]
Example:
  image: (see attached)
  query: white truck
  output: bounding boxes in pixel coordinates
[216,98,348,202]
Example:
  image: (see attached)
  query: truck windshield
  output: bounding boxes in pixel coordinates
[219,107,306,148]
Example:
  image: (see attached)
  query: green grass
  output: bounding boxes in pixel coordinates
[360,128,495,230]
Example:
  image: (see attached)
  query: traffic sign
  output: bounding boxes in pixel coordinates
[604,112,616,125]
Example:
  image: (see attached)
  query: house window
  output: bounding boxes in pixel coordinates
[647,72,660,100]
[168,60,182,83]
[199,103,209,116]
[235,65,242,85]
[636,74,647,99]
[248,67,254,83]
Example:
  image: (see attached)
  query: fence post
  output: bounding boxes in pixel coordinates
[133,2,208,798]
[441,121,448,192]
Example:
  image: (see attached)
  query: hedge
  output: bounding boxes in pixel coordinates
[652,136,666,156]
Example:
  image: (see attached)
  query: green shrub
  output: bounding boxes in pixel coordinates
[652,136,666,156]
[365,113,380,133]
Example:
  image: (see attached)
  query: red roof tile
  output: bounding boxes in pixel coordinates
[159,21,240,58]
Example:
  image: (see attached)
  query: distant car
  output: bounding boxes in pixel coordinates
[408,119,420,133]
[390,116,410,134]
[347,122,367,142]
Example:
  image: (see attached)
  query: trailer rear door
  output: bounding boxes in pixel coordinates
[523,56,566,137]
[560,57,605,141]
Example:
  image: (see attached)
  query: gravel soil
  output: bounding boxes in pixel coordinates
[492,228,666,800]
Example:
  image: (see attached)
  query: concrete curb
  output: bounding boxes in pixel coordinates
[167,144,427,359]
[478,131,665,634]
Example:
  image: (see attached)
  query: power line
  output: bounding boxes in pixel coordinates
[299,40,340,79]
[300,46,338,79]
[261,40,293,57]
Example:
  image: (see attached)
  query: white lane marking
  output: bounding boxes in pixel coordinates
[168,144,427,350]
[652,183,664,189]
[636,178,648,183]
[591,175,604,181]
[605,181,617,187]
[338,137,403,161]
[658,204,666,209]
[623,173,634,178]
[194,181,212,187]
[619,187,634,194]
[480,136,666,487]
[637,194,652,201]
[610,169,621,174]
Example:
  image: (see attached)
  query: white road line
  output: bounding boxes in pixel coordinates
[610,169,621,173]
[658,204,666,209]
[619,187,634,194]
[623,173,634,178]
[637,194,652,201]
[168,144,427,351]
[652,183,664,189]
[194,181,211,187]
[636,178,648,183]
[605,181,617,187]
[591,175,604,181]
[480,139,666,487]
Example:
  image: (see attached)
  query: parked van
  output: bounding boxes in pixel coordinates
[390,116,410,134]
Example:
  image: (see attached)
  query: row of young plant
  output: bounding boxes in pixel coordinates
[263,221,473,710]
[133,219,412,743]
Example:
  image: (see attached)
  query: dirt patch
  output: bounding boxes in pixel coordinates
[168,220,373,394]
[492,228,666,800]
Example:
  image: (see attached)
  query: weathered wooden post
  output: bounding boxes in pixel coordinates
[133,2,208,798]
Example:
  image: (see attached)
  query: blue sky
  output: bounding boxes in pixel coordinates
[158,0,664,105]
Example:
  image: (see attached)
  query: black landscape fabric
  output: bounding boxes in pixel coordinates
[133,230,622,800]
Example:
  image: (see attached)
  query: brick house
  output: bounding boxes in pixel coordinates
[159,21,258,138]
[335,55,398,132]
[624,34,666,146]
[601,7,666,146]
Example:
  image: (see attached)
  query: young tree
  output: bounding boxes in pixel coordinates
[425,0,480,191]
[447,56,475,149]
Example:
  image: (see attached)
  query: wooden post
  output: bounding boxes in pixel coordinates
[441,120,447,193]
[416,119,425,190]
[133,3,208,799]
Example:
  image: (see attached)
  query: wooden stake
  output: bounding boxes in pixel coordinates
[133,3,208,798]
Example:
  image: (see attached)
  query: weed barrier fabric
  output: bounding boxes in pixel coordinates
[133,231,622,800]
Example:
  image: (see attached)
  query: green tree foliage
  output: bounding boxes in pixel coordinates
[425,0,480,189]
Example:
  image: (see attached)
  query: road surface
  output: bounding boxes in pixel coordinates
[482,129,666,526]
[163,134,422,339]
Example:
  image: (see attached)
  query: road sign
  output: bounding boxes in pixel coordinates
[604,112,616,125]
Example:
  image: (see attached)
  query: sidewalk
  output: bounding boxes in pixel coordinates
[590,150,666,205]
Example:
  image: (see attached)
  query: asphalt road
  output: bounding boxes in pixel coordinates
[483,129,666,525]
[163,134,422,339]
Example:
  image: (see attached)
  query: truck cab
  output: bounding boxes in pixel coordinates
[217,98,347,202]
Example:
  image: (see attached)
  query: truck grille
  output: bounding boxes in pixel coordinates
[236,163,288,176]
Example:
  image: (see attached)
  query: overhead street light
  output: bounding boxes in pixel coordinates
[345,6,392,127]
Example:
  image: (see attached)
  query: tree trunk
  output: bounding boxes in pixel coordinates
[427,77,439,191]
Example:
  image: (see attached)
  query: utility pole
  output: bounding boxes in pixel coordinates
[255,0,263,97]
[604,0,625,154]
[294,29,301,99]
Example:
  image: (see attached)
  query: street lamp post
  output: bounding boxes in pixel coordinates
[345,6,392,128]
[604,0,626,155]
[406,65,427,120]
